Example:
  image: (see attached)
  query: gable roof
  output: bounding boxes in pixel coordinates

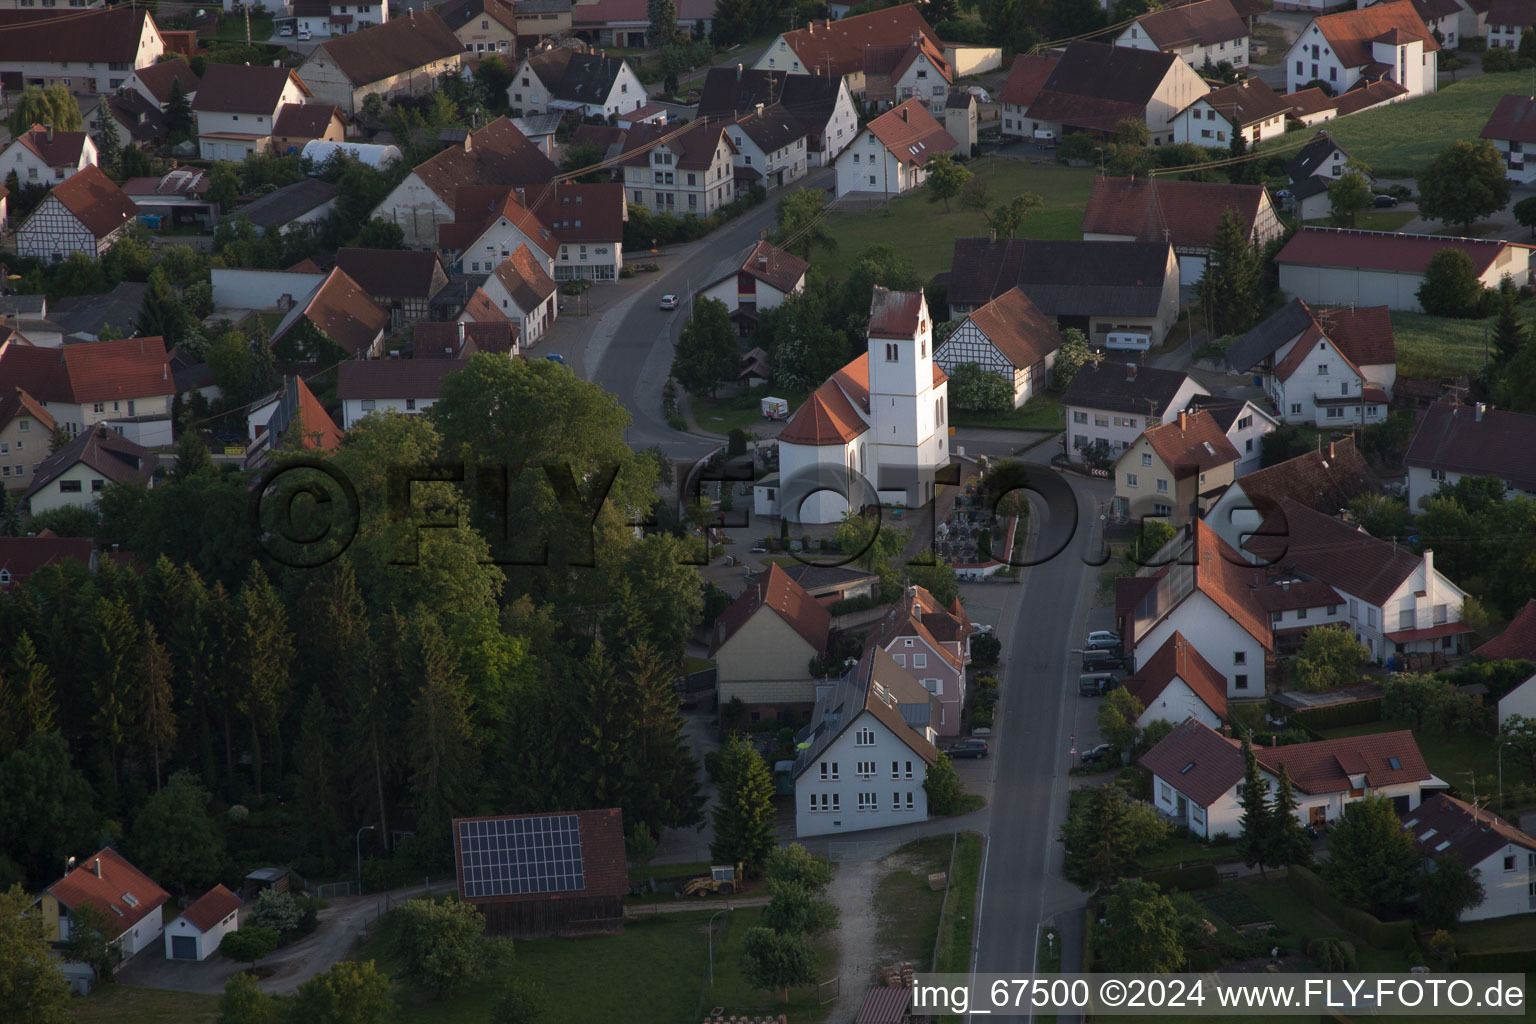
[1285,131,1349,182]
[104,92,173,148]
[0,385,56,434]
[1284,88,1340,121]
[1178,76,1290,128]
[26,423,158,498]
[1226,297,1396,375]
[262,374,342,451]
[948,237,1175,316]
[1472,599,1536,662]
[310,9,463,86]
[460,286,511,324]
[1138,717,1246,807]
[862,99,956,167]
[1122,631,1229,722]
[180,885,243,933]
[774,4,941,79]
[864,585,972,671]
[956,286,1064,371]
[29,165,137,241]
[1334,78,1409,116]
[409,117,559,205]
[1061,360,1197,417]
[1082,176,1271,250]
[734,102,809,155]
[795,646,941,777]
[239,178,338,230]
[1404,792,1536,868]
[709,562,831,657]
[618,119,733,171]
[491,242,558,311]
[452,807,629,904]
[1026,41,1180,131]
[440,185,560,257]
[1162,518,1274,648]
[335,247,447,300]
[0,533,94,585]
[528,182,626,245]
[413,319,518,358]
[1485,0,1536,25]
[1482,94,1536,145]
[997,52,1059,107]
[1312,0,1439,68]
[281,267,389,358]
[273,103,342,139]
[695,66,847,138]
[0,7,157,64]
[192,63,308,115]
[1256,729,1430,794]
[524,47,629,103]
[1404,401,1536,492]
[0,336,175,405]
[1133,0,1249,48]
[1184,396,1276,434]
[745,561,877,596]
[435,0,520,34]
[1139,410,1241,479]
[47,847,169,938]
[707,240,809,296]
[1221,434,1376,521]
[338,359,460,401]
[1242,497,1430,606]
[1274,226,1518,277]
[133,58,200,105]
[9,124,90,168]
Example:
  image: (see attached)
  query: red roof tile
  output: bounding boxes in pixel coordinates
[997,53,1058,107]
[863,99,956,168]
[1275,226,1517,276]
[1486,0,1536,26]
[868,286,926,336]
[0,337,174,407]
[491,243,558,311]
[1243,497,1431,607]
[1123,631,1229,722]
[283,267,389,358]
[709,562,831,657]
[1256,729,1429,794]
[1252,578,1345,612]
[0,7,158,64]
[1404,402,1536,492]
[864,585,970,671]
[337,359,460,401]
[48,848,168,939]
[529,183,627,246]
[1332,79,1408,117]
[438,186,559,258]
[1133,0,1248,49]
[1190,519,1273,648]
[1224,435,1376,522]
[0,385,55,434]
[335,247,448,300]
[1176,77,1291,128]
[1384,620,1474,643]
[774,4,941,79]
[180,884,242,933]
[0,533,94,585]
[1314,305,1396,368]
[29,165,137,241]
[618,119,733,171]
[410,117,559,206]
[460,287,511,324]
[733,240,809,295]
[1472,599,1536,661]
[192,64,309,116]
[1137,718,1246,807]
[1083,176,1271,250]
[291,376,342,451]
[1140,410,1240,479]
[957,286,1063,370]
[1313,0,1439,68]
[26,423,158,499]
[11,124,91,168]
[777,379,869,445]
[133,58,200,105]
[273,103,343,140]
[312,9,464,86]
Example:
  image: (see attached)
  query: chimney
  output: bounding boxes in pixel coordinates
[758,255,768,267]
[45,124,54,143]
[737,63,743,76]
[989,227,997,242]
[1328,440,1336,460]
[1270,735,1276,747]
[1475,402,1486,422]
[1222,724,1232,737]
[93,858,101,877]
[1423,548,1434,577]
[1178,409,1188,432]
[808,20,814,33]
[457,321,466,347]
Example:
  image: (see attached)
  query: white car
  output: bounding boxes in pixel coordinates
[1084,630,1121,650]
[971,623,994,635]
[279,22,294,35]
[659,294,679,310]
[297,26,311,40]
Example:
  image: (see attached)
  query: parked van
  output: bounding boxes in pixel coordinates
[1033,129,1057,149]
[1081,648,1122,671]
[1078,673,1117,696]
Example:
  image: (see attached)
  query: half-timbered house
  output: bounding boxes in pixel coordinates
[934,286,1064,408]
[16,165,137,262]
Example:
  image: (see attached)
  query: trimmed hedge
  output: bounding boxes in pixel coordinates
[1286,865,1416,950]
[1287,697,1382,732]
[1142,864,1220,893]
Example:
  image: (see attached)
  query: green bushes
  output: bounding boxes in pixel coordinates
[827,594,880,615]
[1286,865,1417,950]
[1141,864,1220,892]
[1307,936,1359,971]
[623,186,766,250]
[971,675,999,729]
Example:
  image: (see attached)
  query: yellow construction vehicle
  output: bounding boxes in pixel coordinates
[682,862,743,896]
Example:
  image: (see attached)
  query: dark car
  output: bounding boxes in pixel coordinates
[1079,743,1113,766]
[947,739,989,759]
[545,353,566,364]
[1374,194,1400,208]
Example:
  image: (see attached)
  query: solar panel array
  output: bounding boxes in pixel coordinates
[457,814,585,899]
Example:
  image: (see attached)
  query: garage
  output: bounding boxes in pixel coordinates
[162,884,243,962]
[170,935,197,959]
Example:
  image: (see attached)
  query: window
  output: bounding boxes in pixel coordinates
[1141,452,1152,466]
[857,792,876,811]
[923,678,941,696]
[1506,855,1517,872]
[855,728,875,746]
[1246,438,1254,453]
[59,479,82,492]
[935,398,943,426]
[1290,403,1302,415]
[1235,674,1249,689]
[905,792,915,810]
[1073,411,1088,424]
[1433,604,1448,624]
[1094,414,1109,427]
[1327,605,1338,615]
[1153,503,1171,517]
[1317,363,1329,375]
[361,399,376,411]
[1125,473,1138,488]
[1399,609,1414,629]
[92,402,105,413]
[90,479,103,493]
[1156,478,1169,493]
[857,761,876,778]
[1272,611,1282,624]
[1234,651,1247,665]
[893,653,905,667]
[1367,607,1377,628]
[1159,781,1173,802]
[884,343,899,362]
[405,399,417,411]
[913,653,926,668]
[17,420,28,433]
[820,761,838,780]
[1430,468,1446,482]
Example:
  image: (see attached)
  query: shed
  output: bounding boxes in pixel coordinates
[856,986,913,1023]
[301,140,403,169]
[163,884,243,961]
[242,867,290,900]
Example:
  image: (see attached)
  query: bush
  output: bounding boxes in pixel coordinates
[1480,46,1529,72]
[971,633,1001,666]
[667,414,687,431]
[619,265,637,278]
[1307,937,1359,971]
[1141,864,1220,892]
[1287,865,1417,950]
[827,594,879,615]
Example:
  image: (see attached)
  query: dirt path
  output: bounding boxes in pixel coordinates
[825,858,885,1024]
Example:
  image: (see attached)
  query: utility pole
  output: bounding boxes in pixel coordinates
[245,1,252,45]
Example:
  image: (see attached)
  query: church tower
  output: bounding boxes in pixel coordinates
[866,287,947,508]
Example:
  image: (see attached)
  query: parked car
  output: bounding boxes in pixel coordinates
[544,353,565,364]
[279,22,294,35]
[297,26,311,40]
[1079,743,1112,766]
[1274,189,1293,201]
[1084,630,1120,650]
[947,739,988,759]
[659,294,679,310]
[971,623,994,635]
[1078,672,1118,697]
[1373,194,1399,208]
[1081,649,1122,671]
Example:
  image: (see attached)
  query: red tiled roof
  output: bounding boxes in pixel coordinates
[997,53,1058,107]
[1176,77,1290,128]
[1283,87,1336,118]
[0,8,158,64]
[529,183,627,246]
[31,165,137,241]
[1314,305,1396,368]
[864,585,970,671]
[439,186,560,257]
[133,59,200,105]
[180,884,242,933]
[957,286,1063,370]
[1140,410,1240,479]
[313,9,464,86]
[777,379,869,445]
[1243,497,1431,607]
[863,99,956,167]
[1404,402,1536,492]
[453,807,629,904]
[410,117,559,207]
[618,119,732,171]
[1482,94,1536,145]
[0,533,94,585]
[1472,599,1536,661]
[736,240,809,295]
[1256,729,1429,794]
[1224,435,1376,522]
[0,336,174,405]
[774,4,941,79]
[0,385,55,434]
[460,287,511,325]
[47,848,169,940]
[1273,322,1361,384]
[274,103,343,140]
[1083,176,1270,250]
[709,562,831,657]
[1187,519,1273,648]
[868,286,926,337]
[1133,0,1248,49]
[337,359,460,401]
[491,242,558,311]
[414,320,519,358]
[290,375,342,451]
[1332,79,1408,117]
[1404,793,1536,869]
[26,423,158,499]
[1274,227,1517,276]
[1137,718,1245,807]
[1122,631,1229,722]
[11,124,90,168]
[1385,620,1474,643]
[1313,1,1439,68]
[288,267,389,358]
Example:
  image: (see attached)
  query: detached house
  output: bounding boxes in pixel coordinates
[1116,0,1251,71]
[1204,435,1377,553]
[699,239,809,333]
[26,424,159,515]
[268,267,390,360]
[1021,40,1209,146]
[193,64,314,161]
[1140,718,1437,838]
[755,4,941,96]
[833,98,957,199]
[864,585,974,735]
[0,7,166,94]
[0,124,97,186]
[40,848,169,958]
[997,52,1058,141]
[1485,0,1536,48]
[164,885,242,961]
[0,334,175,444]
[1172,77,1290,149]
[1480,94,1536,182]
[1183,396,1278,476]
[1113,408,1240,525]
[0,386,54,492]
[90,91,171,155]
[509,46,644,119]
[728,103,810,193]
[337,359,460,429]
[1404,402,1536,510]
[16,165,137,262]
[245,374,342,464]
[711,562,832,717]
[1282,130,1371,220]
[1283,1,1438,99]
[620,119,736,217]
[295,10,464,117]
[126,57,199,112]
[571,0,699,48]
[0,532,94,588]
[862,35,953,116]
[436,0,519,55]
[1403,794,1536,922]
[1275,227,1531,311]
[287,0,389,38]
[1061,362,1209,463]
[481,243,558,346]
[933,286,1064,408]
[792,646,941,838]
[1121,631,1229,730]
[335,247,450,330]
[696,65,859,166]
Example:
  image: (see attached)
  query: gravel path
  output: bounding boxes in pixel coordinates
[826,858,884,1023]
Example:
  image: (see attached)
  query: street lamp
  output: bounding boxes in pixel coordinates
[707,906,733,987]
[356,825,377,891]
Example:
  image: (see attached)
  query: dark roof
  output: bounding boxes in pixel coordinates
[180,885,243,933]
[0,335,173,405]
[274,103,342,139]
[239,178,338,230]
[745,561,876,596]
[1133,0,1248,48]
[948,237,1173,317]
[1138,718,1245,807]
[1224,435,1376,520]
[1225,296,1317,372]
[524,48,629,103]
[1482,93,1536,146]
[1083,176,1271,250]
[1472,599,1536,662]
[453,808,629,904]
[1274,227,1518,276]
[192,63,307,115]
[1285,131,1349,183]
[733,103,808,154]
[618,119,731,171]
[1403,793,1536,869]
[0,533,93,585]
[51,282,149,341]
[1404,402,1536,491]
[528,182,626,245]
[133,59,200,105]
[1122,631,1229,722]
[311,10,463,86]
[709,562,831,657]
[27,166,137,241]
[26,423,158,498]
[1027,41,1180,131]
[1061,361,1195,418]
[337,359,460,400]
[101,92,170,146]
[9,124,91,168]
[1184,396,1272,433]
[1178,77,1290,128]
[954,286,1063,370]
[413,320,519,358]
[0,8,157,64]
[706,239,808,295]
[1140,410,1241,478]
[335,248,448,300]
[1486,0,1536,25]
[410,117,559,204]
[794,646,940,776]
[695,66,846,138]
[1243,497,1430,606]
[438,185,558,255]
[1332,79,1408,117]
[1226,298,1395,373]
[0,386,55,434]
[996,52,1058,107]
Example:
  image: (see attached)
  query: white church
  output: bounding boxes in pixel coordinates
[755,287,953,525]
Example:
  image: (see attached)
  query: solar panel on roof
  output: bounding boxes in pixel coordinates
[456,814,585,899]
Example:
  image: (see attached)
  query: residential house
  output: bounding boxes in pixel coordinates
[0,531,95,589]
[570,122,628,166]
[710,562,832,716]
[755,4,941,96]
[1114,409,1240,525]
[530,182,627,282]
[862,34,953,116]
[286,0,389,38]
[337,359,460,429]
[508,46,644,119]
[1499,669,1536,728]
[619,119,736,217]
[1485,0,1536,47]
[510,112,564,157]
[192,63,314,161]
[1277,227,1533,311]
[1140,718,1436,837]
[89,91,170,155]
[1476,599,1536,664]
[0,386,55,492]
[1283,78,1409,128]
[1480,94,1536,182]
[163,886,242,961]
[933,286,1064,408]
[947,238,1183,346]
[1282,130,1371,220]
[743,562,879,606]
[833,98,958,199]
[756,288,951,524]
[26,424,159,515]
[1203,436,1378,553]
[0,334,175,443]
[698,239,809,333]
[0,295,52,345]
[1018,40,1210,146]
[997,52,1059,141]
[458,286,514,325]
[0,8,166,95]
[728,103,810,193]
[1283,2,1438,99]
[945,91,978,156]
[1449,0,1492,41]
[268,267,390,360]
[1360,0,1464,47]
[0,124,97,187]
[39,848,169,957]
[436,185,551,275]
[700,64,866,164]
[412,319,520,359]
[16,166,137,263]
[372,117,558,248]
[792,646,940,837]
[125,55,199,111]
[245,374,342,465]
[1243,497,1473,661]
[334,247,450,330]
[617,103,668,129]
[1402,794,1536,921]
[239,178,339,236]
[1224,297,1397,426]
[1183,396,1279,476]
[1118,519,1274,695]
[121,169,214,231]
[863,584,973,735]
[1403,401,1536,510]
[1080,176,1284,285]
[571,0,705,48]
[481,243,558,345]
[1121,631,1229,730]
[272,104,347,156]
[295,10,464,117]
[1061,362,1210,464]
[1171,77,1290,150]
[50,282,149,346]
[506,0,573,46]
[1116,0,1251,72]
[436,0,519,55]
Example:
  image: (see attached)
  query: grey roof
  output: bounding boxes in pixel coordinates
[511,112,564,138]
[945,91,974,110]
[792,647,939,779]
[1285,131,1350,183]
[51,282,147,340]
[950,237,1172,318]
[696,66,845,140]
[239,178,338,231]
[527,49,629,104]
[0,295,47,317]
[1184,396,1272,432]
[1060,361,1196,417]
[1224,297,1314,372]
[746,562,876,595]
[517,0,571,12]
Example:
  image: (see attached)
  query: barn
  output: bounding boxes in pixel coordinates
[163,884,242,961]
[453,808,628,939]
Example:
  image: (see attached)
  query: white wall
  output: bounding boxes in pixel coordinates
[1225,404,1275,476]
[212,268,326,312]
[834,131,921,197]
[794,710,930,838]
[117,912,164,958]
[1137,591,1266,697]
[1135,676,1223,731]
[163,910,237,961]
[341,396,435,430]
[101,416,172,449]
[776,435,859,524]
[1152,772,1243,839]
[944,45,1002,77]
[1067,375,1209,463]
[1462,846,1536,921]
[1500,674,1536,728]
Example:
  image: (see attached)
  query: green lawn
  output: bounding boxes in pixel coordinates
[682,656,714,674]
[690,385,810,436]
[67,986,219,1024]
[1302,209,1416,232]
[1259,70,1536,176]
[1319,721,1536,808]
[874,836,953,972]
[1140,833,1234,871]
[951,392,1064,432]
[1390,310,1492,378]
[1453,913,1536,953]
[819,160,1098,283]
[208,13,274,40]
[932,831,984,976]
[1238,876,1409,972]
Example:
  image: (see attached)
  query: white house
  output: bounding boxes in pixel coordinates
[287,0,389,37]
[336,360,459,429]
[508,46,643,119]
[294,10,463,117]
[480,243,558,346]
[15,165,137,263]
[996,52,1058,141]
[39,848,169,959]
[698,240,809,334]
[25,424,159,515]
[0,124,97,187]
[0,7,165,94]
[834,98,958,199]
[125,58,199,113]
[695,66,860,167]
[1485,0,1536,49]
[1403,402,1536,511]
[437,186,559,276]
[1202,436,1377,554]
[1023,40,1209,147]
[933,286,1064,409]
[1284,1,1438,99]
[1475,601,1536,700]
[863,585,975,735]
[754,5,942,94]
[163,885,242,961]
[1171,77,1290,149]
[1402,794,1536,921]
[756,287,951,524]
[1184,397,1279,476]
[530,183,628,283]
[1121,631,1228,730]
[193,64,314,162]
[728,103,810,193]
[792,646,940,838]
[1061,362,1210,464]
[1498,667,1536,728]
[0,334,175,442]
[1282,130,1368,221]
[1140,718,1439,837]
[1481,93,1536,183]
[882,37,953,116]
[1274,227,1532,312]
[1116,0,1250,72]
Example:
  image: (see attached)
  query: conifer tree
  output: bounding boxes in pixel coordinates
[294,686,338,867]
[1198,210,1262,336]
[1269,761,1312,868]
[234,563,295,795]
[1236,738,1272,876]
[139,622,177,791]
[711,733,777,875]
[407,613,478,868]
[93,106,121,175]
[93,595,140,789]
[12,632,57,744]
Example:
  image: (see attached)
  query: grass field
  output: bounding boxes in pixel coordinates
[1259,70,1536,177]
[932,831,984,976]
[950,392,1064,432]
[874,835,953,971]
[690,385,811,436]
[67,986,219,1024]
[1391,290,1536,378]
[819,160,1097,283]
[209,13,274,40]
[1302,209,1416,232]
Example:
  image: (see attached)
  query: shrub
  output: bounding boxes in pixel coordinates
[667,414,687,431]
[971,633,1001,666]
[1141,864,1220,892]
[1481,45,1528,72]
[827,594,879,615]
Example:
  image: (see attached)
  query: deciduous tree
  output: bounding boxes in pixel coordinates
[1097,689,1143,761]
[1416,248,1485,318]
[1095,880,1184,972]
[1051,329,1098,392]
[905,552,960,607]
[1418,852,1485,928]
[670,296,737,397]
[219,927,279,970]
[7,85,82,137]
[923,752,966,815]
[61,902,118,983]
[1288,624,1369,692]
[0,883,71,1024]
[394,898,488,1000]
[1324,795,1423,914]
[988,191,1042,239]
[1059,783,1170,892]
[1417,141,1510,234]
[129,770,223,893]
[1328,169,1373,228]
[741,926,818,1003]
[774,187,836,259]
[923,152,971,212]
[216,972,273,1024]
